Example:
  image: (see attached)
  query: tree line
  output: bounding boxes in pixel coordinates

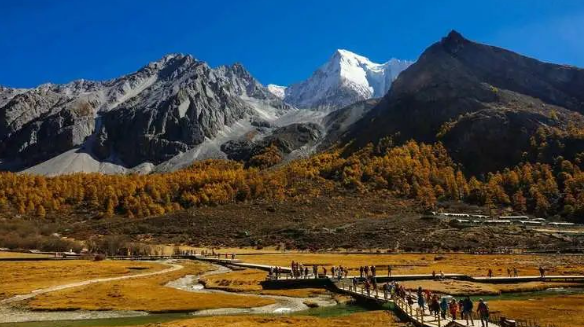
[1,139,584,222]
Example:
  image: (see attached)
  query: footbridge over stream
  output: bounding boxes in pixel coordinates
[103,254,576,327]
[189,256,573,327]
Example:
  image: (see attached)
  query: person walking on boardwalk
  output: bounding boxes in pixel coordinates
[513,267,518,277]
[360,266,364,278]
[463,296,475,326]
[440,297,448,319]
[487,268,493,278]
[352,277,358,292]
[417,287,426,312]
[539,266,546,278]
[365,279,371,296]
[430,294,440,318]
[407,292,414,306]
[424,289,431,305]
[371,265,376,277]
[449,298,458,321]
[458,298,465,320]
[323,266,327,277]
[313,265,318,279]
[477,298,490,327]
[387,265,392,277]
[507,268,512,277]
[364,265,370,277]
[304,266,309,279]
[331,266,336,279]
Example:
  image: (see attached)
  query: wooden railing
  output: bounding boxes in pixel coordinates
[335,278,564,327]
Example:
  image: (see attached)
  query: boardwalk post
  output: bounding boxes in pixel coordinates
[438,312,441,327]
[420,308,424,325]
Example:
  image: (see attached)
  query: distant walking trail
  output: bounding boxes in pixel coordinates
[1,261,183,305]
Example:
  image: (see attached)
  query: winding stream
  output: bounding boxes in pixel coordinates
[3,261,584,327]
[165,264,337,316]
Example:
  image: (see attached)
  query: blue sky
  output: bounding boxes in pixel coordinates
[2,0,584,88]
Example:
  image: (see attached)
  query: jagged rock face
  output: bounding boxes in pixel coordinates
[93,56,258,166]
[346,31,584,174]
[0,83,100,166]
[0,54,290,170]
[221,123,323,163]
[282,49,412,110]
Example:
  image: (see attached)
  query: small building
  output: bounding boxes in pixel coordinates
[483,219,512,225]
[499,215,530,220]
[443,212,471,218]
[520,220,543,226]
[548,222,575,227]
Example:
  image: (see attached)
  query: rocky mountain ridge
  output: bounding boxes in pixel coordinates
[4,31,584,176]
[344,31,584,174]
[0,54,369,175]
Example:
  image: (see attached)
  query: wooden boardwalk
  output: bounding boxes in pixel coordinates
[100,255,572,326]
[334,280,499,327]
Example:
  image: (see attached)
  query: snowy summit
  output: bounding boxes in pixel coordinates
[267,84,287,100]
[276,49,413,110]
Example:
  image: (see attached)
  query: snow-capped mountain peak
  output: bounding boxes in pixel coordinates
[281,49,413,110]
[267,84,287,100]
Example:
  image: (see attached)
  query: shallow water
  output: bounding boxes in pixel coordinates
[292,303,376,318]
[4,303,374,327]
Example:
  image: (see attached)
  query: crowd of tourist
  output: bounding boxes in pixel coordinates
[200,250,237,260]
[263,261,558,327]
[489,266,548,278]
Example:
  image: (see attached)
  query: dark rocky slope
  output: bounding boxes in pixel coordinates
[345,31,584,174]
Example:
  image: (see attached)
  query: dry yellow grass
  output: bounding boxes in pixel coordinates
[201,268,326,298]
[0,251,52,259]
[240,253,584,277]
[129,311,402,327]
[27,261,275,312]
[489,294,584,327]
[397,280,582,296]
[0,260,166,300]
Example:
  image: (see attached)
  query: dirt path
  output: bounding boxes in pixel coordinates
[0,261,183,324]
[1,261,183,305]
